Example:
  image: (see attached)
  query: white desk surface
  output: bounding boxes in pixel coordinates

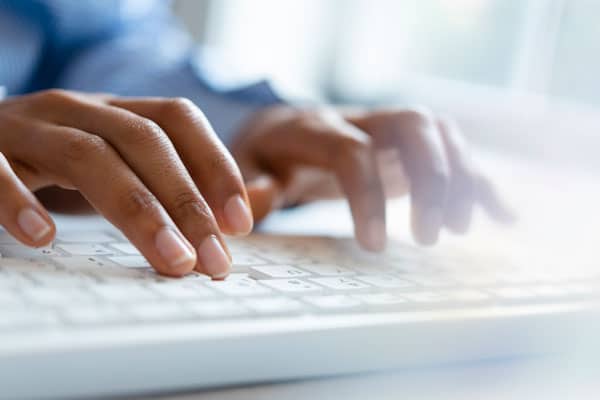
[150,356,599,400]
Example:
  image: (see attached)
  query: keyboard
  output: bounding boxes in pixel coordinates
[1,226,600,400]
[1,229,599,330]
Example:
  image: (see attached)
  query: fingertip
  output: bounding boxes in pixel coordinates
[154,226,197,276]
[195,235,231,279]
[411,205,443,246]
[224,194,254,236]
[17,207,56,247]
[357,217,387,252]
[444,204,473,235]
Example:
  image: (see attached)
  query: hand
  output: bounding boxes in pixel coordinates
[0,90,254,278]
[233,105,514,251]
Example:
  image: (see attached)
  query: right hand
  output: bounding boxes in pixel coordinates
[0,90,254,278]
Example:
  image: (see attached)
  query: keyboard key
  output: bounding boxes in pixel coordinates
[56,244,114,256]
[56,231,115,243]
[230,253,268,266]
[159,272,211,283]
[128,302,195,322]
[0,232,21,245]
[22,287,97,306]
[109,242,141,256]
[409,275,458,288]
[263,253,315,265]
[224,273,250,280]
[0,289,24,307]
[91,267,156,284]
[30,271,97,287]
[0,273,33,289]
[92,284,160,302]
[301,264,355,276]
[310,277,371,291]
[354,293,408,305]
[62,305,130,325]
[207,278,272,296]
[52,256,117,271]
[187,300,249,318]
[0,245,62,258]
[0,309,59,330]
[303,295,361,310]
[108,256,151,268]
[243,297,304,314]
[356,274,415,289]
[262,278,324,293]
[0,257,59,271]
[148,282,216,300]
[250,265,311,279]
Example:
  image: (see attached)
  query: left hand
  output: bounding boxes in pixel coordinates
[232,105,514,251]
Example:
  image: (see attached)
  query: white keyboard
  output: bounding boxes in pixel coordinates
[2,224,600,400]
[1,229,599,332]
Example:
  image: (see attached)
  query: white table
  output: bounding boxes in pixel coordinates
[155,356,600,400]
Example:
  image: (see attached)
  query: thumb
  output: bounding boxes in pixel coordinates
[246,174,283,223]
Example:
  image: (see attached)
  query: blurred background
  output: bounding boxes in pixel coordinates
[172,0,600,172]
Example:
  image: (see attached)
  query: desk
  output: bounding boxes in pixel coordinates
[150,356,599,400]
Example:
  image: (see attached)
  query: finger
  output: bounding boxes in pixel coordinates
[437,117,475,234]
[33,91,231,278]
[255,111,387,251]
[369,110,450,245]
[108,97,253,236]
[234,141,283,223]
[476,174,517,223]
[12,123,197,277]
[0,152,55,246]
[246,174,282,223]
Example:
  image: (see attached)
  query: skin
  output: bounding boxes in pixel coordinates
[0,90,252,278]
[0,90,513,278]
[234,106,514,250]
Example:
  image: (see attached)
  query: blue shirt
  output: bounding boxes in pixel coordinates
[0,0,280,145]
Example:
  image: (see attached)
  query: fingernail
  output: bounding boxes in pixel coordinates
[17,208,51,241]
[224,194,253,235]
[197,235,231,278]
[155,227,195,269]
[366,218,387,251]
[419,207,444,244]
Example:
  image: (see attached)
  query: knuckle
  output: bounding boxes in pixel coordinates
[172,191,211,222]
[206,151,232,173]
[337,135,372,163]
[161,97,201,120]
[127,118,167,147]
[120,188,161,219]
[401,107,435,130]
[436,113,456,129]
[62,133,109,164]
[37,89,77,105]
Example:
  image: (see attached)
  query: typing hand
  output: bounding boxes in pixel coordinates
[0,90,253,278]
[233,106,514,251]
